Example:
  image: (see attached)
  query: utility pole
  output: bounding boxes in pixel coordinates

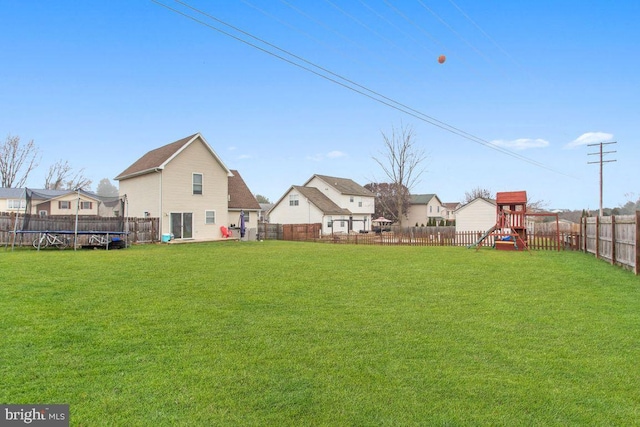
[587,141,617,216]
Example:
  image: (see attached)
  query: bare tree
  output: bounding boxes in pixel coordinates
[364,182,411,223]
[372,124,427,226]
[45,160,92,190]
[527,197,549,213]
[0,134,40,188]
[462,187,494,205]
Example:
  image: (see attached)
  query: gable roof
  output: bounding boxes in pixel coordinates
[114,133,231,180]
[305,174,374,197]
[0,187,104,202]
[228,170,261,210]
[294,186,351,215]
[270,186,351,216]
[410,194,443,205]
[455,197,496,212]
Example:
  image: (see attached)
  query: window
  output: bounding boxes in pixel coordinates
[437,206,440,213]
[7,199,26,210]
[193,173,203,195]
[39,210,47,217]
[429,205,432,213]
[80,201,92,210]
[350,196,354,203]
[59,201,71,209]
[242,212,250,222]
[205,210,216,224]
[289,194,299,206]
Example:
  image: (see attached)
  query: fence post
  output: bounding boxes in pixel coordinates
[611,215,616,266]
[595,216,600,259]
[635,211,639,275]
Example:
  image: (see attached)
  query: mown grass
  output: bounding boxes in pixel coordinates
[1,242,639,426]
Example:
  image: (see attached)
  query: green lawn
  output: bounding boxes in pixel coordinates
[1,242,639,426]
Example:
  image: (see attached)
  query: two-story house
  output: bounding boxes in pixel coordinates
[405,194,446,226]
[268,174,375,234]
[115,133,233,240]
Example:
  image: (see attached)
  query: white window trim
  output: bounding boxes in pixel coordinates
[193,173,203,195]
[7,199,26,210]
[205,210,216,224]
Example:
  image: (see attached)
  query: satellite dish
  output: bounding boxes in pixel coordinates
[438,55,446,64]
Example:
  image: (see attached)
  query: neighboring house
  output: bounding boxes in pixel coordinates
[455,197,497,233]
[115,133,233,240]
[443,202,461,223]
[227,169,261,240]
[406,194,446,226]
[268,174,375,234]
[259,203,273,223]
[0,187,118,217]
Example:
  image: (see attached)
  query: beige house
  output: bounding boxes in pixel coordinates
[269,174,375,234]
[115,133,233,241]
[406,194,446,226]
[443,202,461,223]
[455,197,497,233]
[0,188,117,217]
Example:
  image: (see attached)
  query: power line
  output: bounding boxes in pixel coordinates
[152,0,572,177]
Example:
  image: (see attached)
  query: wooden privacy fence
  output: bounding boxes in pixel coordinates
[0,212,159,246]
[581,212,639,274]
[257,222,283,240]
[282,223,322,241]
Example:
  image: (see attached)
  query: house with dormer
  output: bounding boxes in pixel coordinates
[268,174,375,234]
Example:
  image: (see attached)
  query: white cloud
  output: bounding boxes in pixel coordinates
[326,150,347,158]
[237,154,251,160]
[565,132,614,149]
[490,138,549,150]
[228,146,237,151]
[306,151,347,161]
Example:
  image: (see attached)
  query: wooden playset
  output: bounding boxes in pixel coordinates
[470,190,562,252]
[493,191,528,251]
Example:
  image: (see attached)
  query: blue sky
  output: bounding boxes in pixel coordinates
[1,1,638,209]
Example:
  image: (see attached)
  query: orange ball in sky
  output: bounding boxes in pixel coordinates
[438,55,446,64]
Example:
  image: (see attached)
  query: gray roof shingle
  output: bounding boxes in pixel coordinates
[293,186,351,215]
[308,175,374,197]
